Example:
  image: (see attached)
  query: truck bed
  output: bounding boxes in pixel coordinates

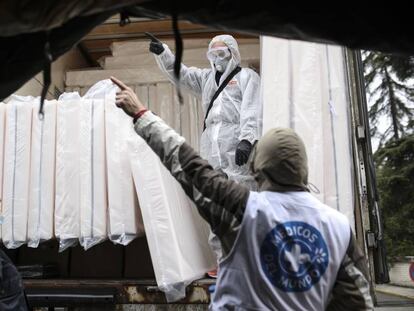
[24,278,214,307]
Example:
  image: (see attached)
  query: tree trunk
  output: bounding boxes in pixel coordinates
[385,68,400,140]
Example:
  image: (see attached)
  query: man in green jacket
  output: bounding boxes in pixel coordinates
[111,76,373,311]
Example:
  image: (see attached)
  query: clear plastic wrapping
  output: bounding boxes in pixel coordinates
[102,80,144,245]
[261,37,355,229]
[79,86,108,250]
[55,92,82,251]
[129,137,215,302]
[28,99,57,248]
[2,96,33,249]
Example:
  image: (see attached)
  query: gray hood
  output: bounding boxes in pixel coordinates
[250,128,309,192]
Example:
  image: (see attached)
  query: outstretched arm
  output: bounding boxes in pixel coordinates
[111,76,250,255]
[150,38,208,98]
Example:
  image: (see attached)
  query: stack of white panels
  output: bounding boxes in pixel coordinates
[28,100,57,248]
[102,80,144,246]
[2,96,33,249]
[0,81,217,304]
[55,93,82,251]
[260,37,355,229]
[129,135,215,302]
[79,86,108,250]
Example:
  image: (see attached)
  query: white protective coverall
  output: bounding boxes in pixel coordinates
[154,35,262,189]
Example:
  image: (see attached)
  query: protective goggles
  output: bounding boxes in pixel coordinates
[207,47,231,61]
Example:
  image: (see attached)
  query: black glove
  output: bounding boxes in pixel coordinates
[235,140,252,166]
[145,32,164,55]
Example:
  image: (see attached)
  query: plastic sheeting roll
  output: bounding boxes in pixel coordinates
[103,80,144,245]
[260,37,355,229]
[79,92,107,250]
[2,96,33,249]
[55,93,81,251]
[28,100,57,248]
[129,137,215,302]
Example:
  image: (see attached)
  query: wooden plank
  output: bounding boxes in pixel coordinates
[155,83,174,131]
[71,86,81,93]
[110,38,258,57]
[111,38,259,56]
[102,16,153,24]
[158,83,181,133]
[103,60,256,71]
[178,90,191,145]
[147,84,158,118]
[86,20,206,38]
[82,36,259,56]
[104,53,158,69]
[103,44,259,68]
[174,88,203,150]
[187,96,203,151]
[64,62,259,89]
[82,37,258,54]
[111,38,211,56]
[82,39,116,51]
[172,84,182,136]
[84,30,255,42]
[195,97,204,151]
[65,69,169,87]
[83,36,258,64]
[134,85,149,108]
[104,56,211,70]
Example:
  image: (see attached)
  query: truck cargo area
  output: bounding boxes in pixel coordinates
[2,239,213,307]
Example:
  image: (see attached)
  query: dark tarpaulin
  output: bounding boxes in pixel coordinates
[0,0,143,101]
[0,12,114,101]
[134,3,414,56]
[0,0,141,37]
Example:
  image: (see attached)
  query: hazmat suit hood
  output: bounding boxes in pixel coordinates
[207,34,241,78]
[250,128,309,192]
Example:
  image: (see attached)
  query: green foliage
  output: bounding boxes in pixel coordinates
[364,51,414,259]
[363,52,414,145]
[374,135,414,259]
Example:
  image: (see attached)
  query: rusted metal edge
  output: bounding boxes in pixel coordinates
[24,278,215,306]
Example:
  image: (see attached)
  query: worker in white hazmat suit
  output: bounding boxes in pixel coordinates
[148,33,262,190]
[148,34,262,276]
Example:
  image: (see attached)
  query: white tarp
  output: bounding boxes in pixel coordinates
[0,102,6,240]
[55,93,82,251]
[260,37,355,229]
[28,100,57,248]
[2,96,33,248]
[129,137,215,302]
[79,87,108,250]
[103,80,144,245]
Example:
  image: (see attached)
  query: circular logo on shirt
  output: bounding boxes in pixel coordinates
[260,221,329,292]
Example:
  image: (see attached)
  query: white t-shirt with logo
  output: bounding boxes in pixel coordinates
[211,191,351,311]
